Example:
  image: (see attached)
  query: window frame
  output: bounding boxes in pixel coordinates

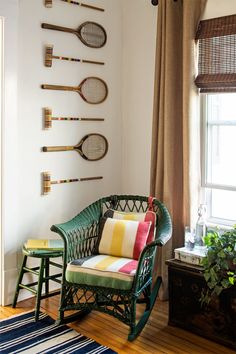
[201,93,236,226]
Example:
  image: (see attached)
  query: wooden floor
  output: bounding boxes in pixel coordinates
[0,296,234,354]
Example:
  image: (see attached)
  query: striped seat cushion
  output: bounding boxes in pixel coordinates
[104,209,156,244]
[66,254,138,290]
[98,217,151,260]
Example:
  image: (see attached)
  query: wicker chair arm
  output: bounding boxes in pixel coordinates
[154,200,172,246]
[133,206,172,293]
[51,199,103,264]
[132,240,158,293]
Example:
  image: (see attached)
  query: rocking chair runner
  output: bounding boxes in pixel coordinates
[51,195,172,340]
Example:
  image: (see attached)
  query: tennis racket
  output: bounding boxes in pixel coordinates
[41,21,107,48]
[41,77,108,104]
[42,133,108,161]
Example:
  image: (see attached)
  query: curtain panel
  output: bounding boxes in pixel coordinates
[150,0,206,299]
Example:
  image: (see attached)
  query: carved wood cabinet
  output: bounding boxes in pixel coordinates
[166,259,236,350]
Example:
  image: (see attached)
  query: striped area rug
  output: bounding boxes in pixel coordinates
[0,311,116,353]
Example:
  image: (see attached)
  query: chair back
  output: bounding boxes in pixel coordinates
[101,195,172,245]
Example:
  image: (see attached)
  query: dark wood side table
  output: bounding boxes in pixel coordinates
[166,259,236,350]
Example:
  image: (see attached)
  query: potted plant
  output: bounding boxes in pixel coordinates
[200,225,236,306]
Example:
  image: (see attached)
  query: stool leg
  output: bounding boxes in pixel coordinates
[45,257,49,295]
[12,255,28,308]
[35,257,45,321]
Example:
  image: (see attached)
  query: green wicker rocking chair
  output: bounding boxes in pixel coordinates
[51,195,172,341]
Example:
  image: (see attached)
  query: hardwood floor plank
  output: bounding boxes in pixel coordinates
[74,317,172,354]
[1,295,235,354]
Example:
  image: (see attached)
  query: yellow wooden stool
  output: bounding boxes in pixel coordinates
[12,239,63,320]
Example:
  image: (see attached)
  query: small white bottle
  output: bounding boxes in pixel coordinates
[195,204,207,249]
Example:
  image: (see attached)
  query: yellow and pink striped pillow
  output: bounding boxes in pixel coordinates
[98,218,151,260]
[104,209,156,244]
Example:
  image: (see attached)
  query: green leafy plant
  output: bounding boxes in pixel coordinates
[200,225,236,306]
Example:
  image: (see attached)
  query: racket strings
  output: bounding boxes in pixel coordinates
[81,78,107,104]
[80,23,106,48]
[81,136,106,160]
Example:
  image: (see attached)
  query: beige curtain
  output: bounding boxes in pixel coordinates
[150,0,207,299]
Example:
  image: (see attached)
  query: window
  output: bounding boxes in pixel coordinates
[202,93,236,225]
[196,14,236,226]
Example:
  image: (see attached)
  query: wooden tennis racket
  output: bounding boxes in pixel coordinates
[42,133,108,161]
[41,77,108,104]
[41,21,107,48]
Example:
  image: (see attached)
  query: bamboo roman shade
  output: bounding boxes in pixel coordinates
[195,14,236,92]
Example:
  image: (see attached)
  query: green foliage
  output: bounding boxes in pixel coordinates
[200,225,236,306]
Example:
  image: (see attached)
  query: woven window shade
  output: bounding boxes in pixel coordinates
[195,14,236,93]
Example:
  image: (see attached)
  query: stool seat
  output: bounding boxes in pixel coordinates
[23,246,63,258]
[12,240,63,320]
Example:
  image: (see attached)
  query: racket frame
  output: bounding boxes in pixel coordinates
[78,76,108,104]
[76,133,108,160]
[77,21,107,48]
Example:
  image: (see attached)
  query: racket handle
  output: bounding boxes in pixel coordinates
[52,176,103,184]
[80,3,104,12]
[81,59,104,65]
[43,146,74,152]
[42,84,76,92]
[42,23,76,35]
[79,176,103,181]
[53,117,105,121]
[60,0,104,11]
[53,55,104,66]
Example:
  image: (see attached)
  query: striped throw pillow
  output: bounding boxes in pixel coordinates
[104,209,156,244]
[98,217,151,260]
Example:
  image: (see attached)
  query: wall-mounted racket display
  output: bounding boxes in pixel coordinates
[44,107,104,129]
[45,0,104,12]
[42,77,108,104]
[45,45,104,67]
[43,171,103,195]
[42,133,108,161]
[41,22,107,49]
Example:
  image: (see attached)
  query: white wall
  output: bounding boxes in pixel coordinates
[2,0,122,304]
[121,0,157,195]
[203,0,236,19]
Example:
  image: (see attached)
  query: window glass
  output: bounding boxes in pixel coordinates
[207,125,236,186]
[211,189,236,222]
[207,93,236,122]
[203,93,236,224]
